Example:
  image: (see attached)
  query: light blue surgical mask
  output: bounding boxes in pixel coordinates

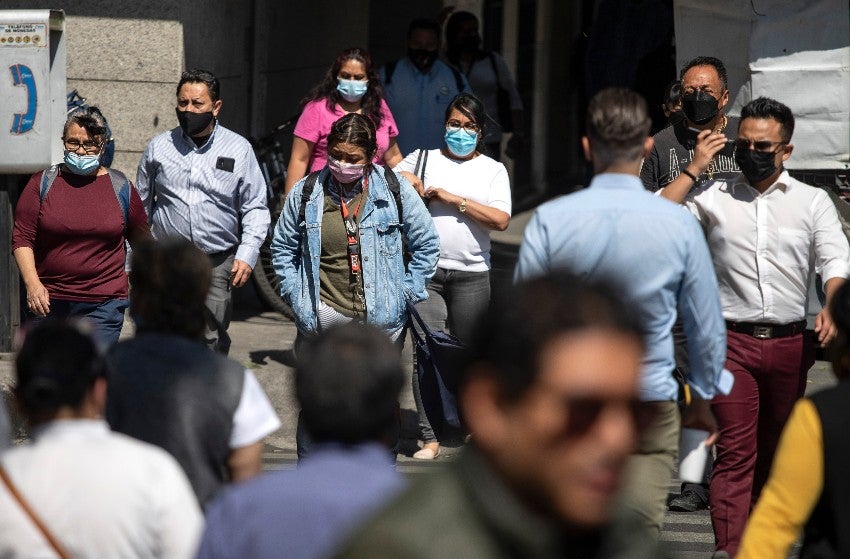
[444,128,478,157]
[64,151,101,175]
[337,78,369,103]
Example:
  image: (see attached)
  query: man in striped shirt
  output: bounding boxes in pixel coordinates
[137,68,270,355]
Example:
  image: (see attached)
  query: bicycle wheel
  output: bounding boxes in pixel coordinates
[252,186,294,318]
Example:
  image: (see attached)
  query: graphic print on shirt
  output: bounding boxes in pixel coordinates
[666,147,739,185]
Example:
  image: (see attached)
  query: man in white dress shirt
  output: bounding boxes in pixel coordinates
[661,97,849,556]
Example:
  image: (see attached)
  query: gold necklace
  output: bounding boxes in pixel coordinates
[707,115,728,179]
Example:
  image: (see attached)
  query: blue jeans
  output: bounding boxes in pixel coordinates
[26,298,129,347]
[411,268,490,443]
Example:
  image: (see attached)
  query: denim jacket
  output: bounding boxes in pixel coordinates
[271,166,439,335]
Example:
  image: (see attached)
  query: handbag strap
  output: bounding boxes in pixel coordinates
[0,464,72,559]
[406,301,433,337]
[413,149,429,182]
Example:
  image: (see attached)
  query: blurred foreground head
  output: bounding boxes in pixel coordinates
[130,237,212,340]
[15,320,107,425]
[461,271,647,528]
[296,322,404,446]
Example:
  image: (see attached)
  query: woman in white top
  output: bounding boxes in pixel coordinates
[397,93,512,459]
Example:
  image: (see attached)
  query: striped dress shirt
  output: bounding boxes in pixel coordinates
[136,123,270,267]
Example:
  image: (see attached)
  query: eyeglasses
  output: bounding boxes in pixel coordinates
[540,389,658,439]
[63,138,103,154]
[446,120,479,135]
[734,139,787,153]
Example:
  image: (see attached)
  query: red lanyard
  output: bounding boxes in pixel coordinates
[339,175,367,273]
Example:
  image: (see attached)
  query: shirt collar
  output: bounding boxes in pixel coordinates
[587,173,645,192]
[30,418,110,442]
[732,169,790,196]
[456,447,580,555]
[178,120,218,151]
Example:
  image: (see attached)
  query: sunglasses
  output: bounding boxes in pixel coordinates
[733,139,787,153]
[539,388,659,438]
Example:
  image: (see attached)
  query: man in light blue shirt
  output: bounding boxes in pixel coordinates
[137,69,270,355]
[196,322,405,559]
[514,88,732,541]
[380,19,471,155]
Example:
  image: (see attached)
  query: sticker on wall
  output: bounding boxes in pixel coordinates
[0,23,47,48]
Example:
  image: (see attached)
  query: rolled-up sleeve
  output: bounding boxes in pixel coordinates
[812,190,850,284]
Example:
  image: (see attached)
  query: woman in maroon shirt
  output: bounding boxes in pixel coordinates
[12,107,150,346]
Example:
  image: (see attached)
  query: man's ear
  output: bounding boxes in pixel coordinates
[460,365,510,450]
[719,88,730,110]
[581,136,592,163]
[781,143,794,162]
[642,136,654,159]
[212,99,223,118]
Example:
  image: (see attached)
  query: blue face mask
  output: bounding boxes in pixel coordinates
[64,151,101,175]
[444,128,478,157]
[337,78,369,103]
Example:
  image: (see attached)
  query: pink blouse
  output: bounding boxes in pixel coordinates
[294,98,399,172]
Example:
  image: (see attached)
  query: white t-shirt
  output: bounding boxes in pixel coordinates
[398,149,511,272]
[230,369,282,448]
[0,420,202,558]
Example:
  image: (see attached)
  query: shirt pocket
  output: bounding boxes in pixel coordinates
[777,227,812,270]
[376,221,402,256]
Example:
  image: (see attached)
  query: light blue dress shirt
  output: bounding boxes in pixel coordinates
[380,58,471,155]
[136,123,270,268]
[515,173,732,402]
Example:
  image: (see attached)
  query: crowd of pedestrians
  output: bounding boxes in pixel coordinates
[1,10,849,559]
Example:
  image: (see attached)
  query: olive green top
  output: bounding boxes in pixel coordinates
[319,190,366,319]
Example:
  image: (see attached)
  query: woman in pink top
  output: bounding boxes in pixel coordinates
[284,47,403,194]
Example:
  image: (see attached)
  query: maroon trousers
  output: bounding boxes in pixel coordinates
[709,329,815,555]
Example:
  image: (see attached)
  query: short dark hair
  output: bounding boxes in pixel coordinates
[465,272,644,402]
[15,320,107,423]
[445,10,479,51]
[64,106,109,143]
[327,113,378,166]
[680,56,728,91]
[177,68,220,102]
[407,18,441,41]
[828,281,850,380]
[445,92,488,150]
[129,237,211,340]
[740,96,795,142]
[585,88,651,167]
[296,322,404,444]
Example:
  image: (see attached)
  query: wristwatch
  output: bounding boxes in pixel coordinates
[459,198,467,213]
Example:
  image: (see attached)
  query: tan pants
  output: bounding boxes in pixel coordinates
[619,400,680,539]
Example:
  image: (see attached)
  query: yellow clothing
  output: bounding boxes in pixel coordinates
[738,398,824,558]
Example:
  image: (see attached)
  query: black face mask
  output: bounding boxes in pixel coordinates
[682,91,719,125]
[408,48,439,72]
[735,148,778,184]
[459,34,481,52]
[176,108,215,137]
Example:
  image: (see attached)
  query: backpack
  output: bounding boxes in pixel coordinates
[298,169,402,225]
[384,59,465,94]
[39,164,131,233]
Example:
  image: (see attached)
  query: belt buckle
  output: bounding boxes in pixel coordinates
[753,326,772,339]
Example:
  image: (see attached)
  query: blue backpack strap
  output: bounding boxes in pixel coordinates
[38,165,61,202]
[105,168,131,233]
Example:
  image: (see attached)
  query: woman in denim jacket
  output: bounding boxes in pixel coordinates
[272,113,438,343]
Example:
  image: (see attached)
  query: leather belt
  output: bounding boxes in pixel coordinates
[725,320,807,340]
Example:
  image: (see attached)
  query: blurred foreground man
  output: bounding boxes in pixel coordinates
[0,321,201,558]
[197,322,405,559]
[336,273,656,558]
